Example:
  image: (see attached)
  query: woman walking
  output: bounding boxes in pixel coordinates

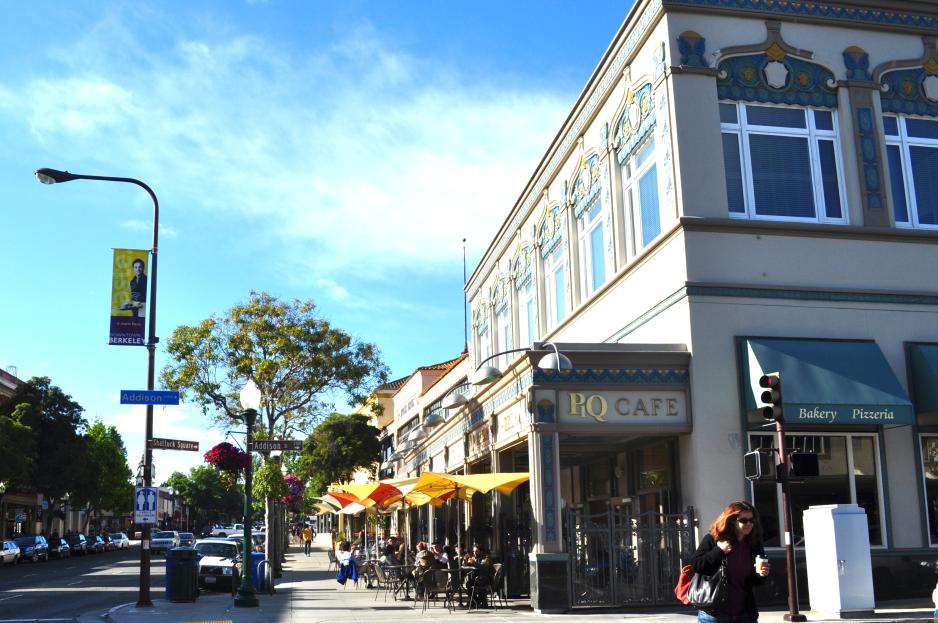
[689,500,770,623]
[302,524,313,557]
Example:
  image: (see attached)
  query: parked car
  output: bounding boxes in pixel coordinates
[48,538,71,559]
[150,530,180,555]
[108,533,130,549]
[193,539,241,591]
[65,533,88,555]
[210,524,243,537]
[0,540,20,565]
[87,535,106,554]
[178,532,195,547]
[14,535,49,563]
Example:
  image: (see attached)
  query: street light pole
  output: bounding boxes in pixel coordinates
[235,380,261,608]
[35,168,159,608]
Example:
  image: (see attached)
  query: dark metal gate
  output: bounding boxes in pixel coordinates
[565,507,696,608]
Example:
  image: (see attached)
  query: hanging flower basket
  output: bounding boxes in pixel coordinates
[204,442,251,473]
[282,474,304,504]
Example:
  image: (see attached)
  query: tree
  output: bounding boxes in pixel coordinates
[163,466,244,528]
[70,421,133,533]
[0,377,87,531]
[0,406,33,485]
[296,413,382,497]
[160,291,388,574]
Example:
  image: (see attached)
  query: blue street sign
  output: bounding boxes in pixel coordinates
[134,487,158,525]
[120,390,180,405]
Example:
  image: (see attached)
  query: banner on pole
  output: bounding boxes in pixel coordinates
[109,249,149,346]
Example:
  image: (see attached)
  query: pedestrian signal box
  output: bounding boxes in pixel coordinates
[789,452,820,480]
[744,449,776,481]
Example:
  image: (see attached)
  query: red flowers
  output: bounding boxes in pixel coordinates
[204,442,251,473]
[283,474,304,504]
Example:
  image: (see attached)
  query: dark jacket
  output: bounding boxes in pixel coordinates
[689,533,765,618]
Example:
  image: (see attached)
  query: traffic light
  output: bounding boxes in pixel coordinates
[744,449,776,481]
[758,373,783,421]
[788,452,820,480]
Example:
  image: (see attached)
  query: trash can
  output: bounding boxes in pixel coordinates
[250,551,266,592]
[165,547,200,602]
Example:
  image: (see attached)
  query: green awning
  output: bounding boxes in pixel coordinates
[740,338,913,426]
[909,344,938,415]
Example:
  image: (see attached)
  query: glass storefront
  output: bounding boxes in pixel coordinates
[749,432,883,546]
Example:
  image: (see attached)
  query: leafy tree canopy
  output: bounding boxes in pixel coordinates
[0,377,86,501]
[162,465,244,525]
[71,421,133,519]
[160,291,389,441]
[296,413,382,497]
[0,405,33,485]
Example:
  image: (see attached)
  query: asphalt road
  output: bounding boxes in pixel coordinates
[0,545,167,622]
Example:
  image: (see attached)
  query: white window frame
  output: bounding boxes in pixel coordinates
[919,433,938,546]
[883,114,938,230]
[475,321,491,369]
[544,244,568,330]
[620,135,661,255]
[747,431,886,549]
[517,278,537,348]
[721,102,847,224]
[577,198,607,299]
[495,303,512,369]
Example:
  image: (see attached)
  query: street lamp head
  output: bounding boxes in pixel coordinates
[240,379,262,411]
[470,364,503,385]
[35,168,78,185]
[535,341,573,372]
[423,411,445,428]
[441,391,468,409]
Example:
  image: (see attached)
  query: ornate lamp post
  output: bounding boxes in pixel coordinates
[35,167,159,608]
[234,379,261,607]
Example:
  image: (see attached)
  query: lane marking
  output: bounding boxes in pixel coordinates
[0,594,23,601]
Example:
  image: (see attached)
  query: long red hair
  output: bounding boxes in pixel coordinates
[708,500,763,545]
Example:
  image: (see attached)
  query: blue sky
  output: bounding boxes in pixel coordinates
[0,1,633,481]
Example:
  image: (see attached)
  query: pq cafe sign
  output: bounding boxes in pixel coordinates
[560,390,688,426]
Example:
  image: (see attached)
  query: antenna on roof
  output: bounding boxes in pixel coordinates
[463,238,468,354]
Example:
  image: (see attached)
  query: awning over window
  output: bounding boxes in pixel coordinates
[740,338,913,426]
[909,344,938,416]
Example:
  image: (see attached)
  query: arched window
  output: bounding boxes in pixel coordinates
[537,205,568,330]
[511,245,537,347]
[570,153,607,297]
[490,275,512,368]
[716,40,845,223]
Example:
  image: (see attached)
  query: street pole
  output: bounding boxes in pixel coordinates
[234,407,259,607]
[775,418,806,623]
[35,168,159,608]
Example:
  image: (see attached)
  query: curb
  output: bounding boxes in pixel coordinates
[103,601,135,623]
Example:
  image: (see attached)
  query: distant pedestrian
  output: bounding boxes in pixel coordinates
[303,525,313,556]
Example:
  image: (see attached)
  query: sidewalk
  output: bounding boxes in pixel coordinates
[78,542,935,623]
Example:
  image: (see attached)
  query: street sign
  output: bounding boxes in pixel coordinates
[248,439,303,452]
[134,486,158,525]
[120,390,180,405]
[148,437,199,452]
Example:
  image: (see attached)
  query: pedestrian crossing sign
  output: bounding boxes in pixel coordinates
[134,486,158,524]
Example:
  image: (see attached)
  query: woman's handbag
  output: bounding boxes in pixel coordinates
[685,560,727,609]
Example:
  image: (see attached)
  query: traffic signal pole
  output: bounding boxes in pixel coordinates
[775,417,805,622]
[758,373,805,622]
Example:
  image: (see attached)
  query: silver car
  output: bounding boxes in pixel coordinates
[0,540,19,565]
[178,532,195,547]
[149,530,180,554]
[108,532,130,549]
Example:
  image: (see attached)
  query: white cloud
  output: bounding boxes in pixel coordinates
[3,12,567,295]
[119,219,177,239]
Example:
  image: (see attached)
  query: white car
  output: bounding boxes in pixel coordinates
[108,533,130,549]
[150,530,180,554]
[0,540,20,565]
[194,539,241,591]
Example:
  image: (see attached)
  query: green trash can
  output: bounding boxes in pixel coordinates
[165,547,200,602]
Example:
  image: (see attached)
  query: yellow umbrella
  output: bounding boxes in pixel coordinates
[447,472,530,496]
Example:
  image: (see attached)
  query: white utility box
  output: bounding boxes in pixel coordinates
[803,504,875,617]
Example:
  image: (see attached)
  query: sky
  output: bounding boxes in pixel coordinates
[0,0,634,484]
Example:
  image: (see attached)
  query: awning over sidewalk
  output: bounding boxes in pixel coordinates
[909,344,938,416]
[740,338,913,426]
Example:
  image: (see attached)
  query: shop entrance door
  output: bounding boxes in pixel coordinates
[565,506,696,608]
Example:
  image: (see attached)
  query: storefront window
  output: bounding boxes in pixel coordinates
[749,433,883,546]
[920,435,938,545]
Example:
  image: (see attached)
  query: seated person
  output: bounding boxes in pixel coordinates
[335,541,359,585]
[462,543,493,592]
[430,541,448,566]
